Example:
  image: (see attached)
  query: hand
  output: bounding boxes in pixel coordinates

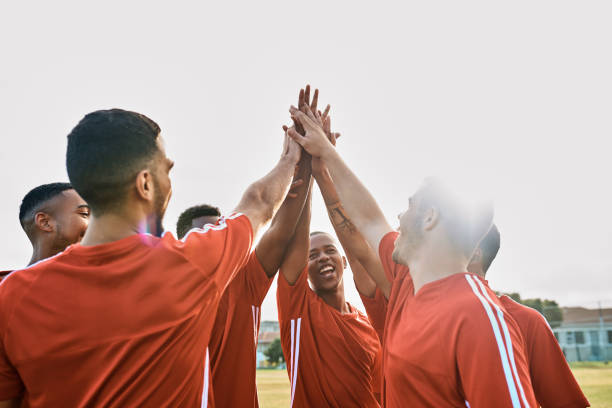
[281,128,302,165]
[288,106,340,160]
[292,84,319,135]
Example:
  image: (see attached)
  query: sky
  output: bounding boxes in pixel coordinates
[1,1,610,321]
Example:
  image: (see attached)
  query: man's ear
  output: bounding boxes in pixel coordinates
[135,170,155,202]
[34,212,54,233]
[423,207,439,231]
[342,255,348,269]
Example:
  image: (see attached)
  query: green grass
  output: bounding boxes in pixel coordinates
[257,363,612,407]
[257,369,290,408]
[570,362,612,408]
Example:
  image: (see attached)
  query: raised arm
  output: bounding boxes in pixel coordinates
[313,161,391,298]
[233,132,301,237]
[288,109,393,256]
[255,152,312,277]
[279,182,313,285]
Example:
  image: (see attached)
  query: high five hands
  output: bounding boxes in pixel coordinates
[287,85,340,160]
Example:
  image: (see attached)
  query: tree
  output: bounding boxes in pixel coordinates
[264,338,285,365]
[503,293,563,328]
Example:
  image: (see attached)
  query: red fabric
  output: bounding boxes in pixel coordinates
[499,295,590,408]
[207,252,273,408]
[359,288,387,343]
[0,271,11,283]
[379,232,537,408]
[277,268,381,407]
[0,214,252,407]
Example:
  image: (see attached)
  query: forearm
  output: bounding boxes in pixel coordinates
[280,187,312,285]
[234,155,296,236]
[256,158,312,277]
[320,149,392,250]
[315,168,391,296]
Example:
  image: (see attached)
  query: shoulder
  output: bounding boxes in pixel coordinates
[450,274,508,324]
[500,295,550,331]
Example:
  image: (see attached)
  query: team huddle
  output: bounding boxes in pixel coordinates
[0,86,589,407]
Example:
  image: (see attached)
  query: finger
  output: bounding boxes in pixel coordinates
[304,85,310,106]
[282,125,289,132]
[322,104,331,121]
[334,132,341,139]
[287,192,298,198]
[324,116,331,135]
[311,88,319,113]
[292,110,317,129]
[287,127,306,146]
[298,88,305,110]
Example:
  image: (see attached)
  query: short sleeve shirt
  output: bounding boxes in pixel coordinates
[277,268,381,408]
[0,214,252,407]
[379,232,537,408]
[206,252,274,408]
[499,295,589,408]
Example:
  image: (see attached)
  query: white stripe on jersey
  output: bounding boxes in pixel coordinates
[474,279,530,408]
[465,275,523,408]
[290,318,302,408]
[201,347,210,408]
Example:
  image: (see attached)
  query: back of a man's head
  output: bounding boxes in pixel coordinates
[66,109,161,215]
[176,204,221,239]
[418,177,494,259]
[19,183,73,236]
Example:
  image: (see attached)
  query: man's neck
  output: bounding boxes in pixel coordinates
[81,213,142,247]
[28,243,56,266]
[315,286,350,314]
[409,244,468,294]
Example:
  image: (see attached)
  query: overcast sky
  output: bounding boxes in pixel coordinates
[1,1,610,320]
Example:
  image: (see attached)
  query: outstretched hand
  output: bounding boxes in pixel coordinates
[281,128,302,165]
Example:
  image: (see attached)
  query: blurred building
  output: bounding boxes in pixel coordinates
[256,320,281,368]
[553,306,612,362]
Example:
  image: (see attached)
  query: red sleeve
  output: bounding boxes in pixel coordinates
[526,312,589,407]
[378,232,409,282]
[0,287,24,400]
[359,288,387,343]
[276,266,310,323]
[239,252,274,306]
[173,213,253,293]
[457,275,536,408]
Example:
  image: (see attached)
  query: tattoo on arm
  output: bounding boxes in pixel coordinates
[327,202,357,234]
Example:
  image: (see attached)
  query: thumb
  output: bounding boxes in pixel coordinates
[287,127,306,147]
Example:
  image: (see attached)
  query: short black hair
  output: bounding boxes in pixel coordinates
[479,224,500,273]
[19,183,73,227]
[176,204,221,239]
[418,177,494,258]
[66,109,161,215]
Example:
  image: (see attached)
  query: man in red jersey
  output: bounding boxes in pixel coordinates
[276,94,382,407]
[288,105,537,407]
[175,165,309,408]
[1,182,90,283]
[468,225,590,408]
[0,108,300,408]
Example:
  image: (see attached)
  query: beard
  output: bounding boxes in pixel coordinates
[149,178,168,237]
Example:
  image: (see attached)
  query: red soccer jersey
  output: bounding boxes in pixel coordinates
[359,288,387,343]
[499,295,590,408]
[0,214,252,407]
[277,268,382,407]
[206,251,274,408]
[379,232,537,408]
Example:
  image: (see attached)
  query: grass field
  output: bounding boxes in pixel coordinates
[256,362,612,407]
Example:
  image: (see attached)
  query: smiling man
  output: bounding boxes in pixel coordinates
[276,189,382,408]
[1,183,90,282]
